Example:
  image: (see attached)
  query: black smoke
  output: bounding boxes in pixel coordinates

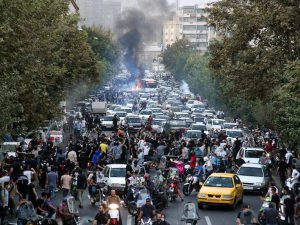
[116,0,175,79]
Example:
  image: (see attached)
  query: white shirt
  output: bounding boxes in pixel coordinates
[0,176,10,185]
[292,169,300,179]
[285,151,292,164]
[23,170,33,183]
[143,145,150,156]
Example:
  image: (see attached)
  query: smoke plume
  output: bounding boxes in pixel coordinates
[116,0,175,79]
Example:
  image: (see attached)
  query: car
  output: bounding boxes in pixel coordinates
[222,122,239,130]
[138,110,153,120]
[100,164,126,195]
[120,107,133,114]
[184,130,202,141]
[190,122,207,131]
[190,104,205,112]
[186,100,201,109]
[124,115,143,133]
[165,120,189,132]
[107,105,122,115]
[174,112,190,120]
[114,111,127,124]
[193,116,206,124]
[197,173,243,209]
[226,129,244,144]
[236,147,265,164]
[206,119,225,130]
[152,118,166,133]
[100,115,114,129]
[237,163,271,193]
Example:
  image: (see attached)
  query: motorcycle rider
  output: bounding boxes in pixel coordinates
[144,174,155,196]
[106,189,121,206]
[92,203,110,225]
[57,198,73,225]
[138,198,156,222]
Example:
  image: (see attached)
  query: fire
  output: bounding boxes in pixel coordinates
[135,78,142,91]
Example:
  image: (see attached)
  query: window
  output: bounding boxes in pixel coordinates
[234,176,241,185]
[204,177,234,188]
[183,25,197,31]
[238,167,263,177]
[197,17,207,22]
[197,25,207,31]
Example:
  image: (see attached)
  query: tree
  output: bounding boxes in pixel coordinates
[0,0,101,135]
[274,61,300,148]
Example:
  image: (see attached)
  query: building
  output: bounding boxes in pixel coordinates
[138,45,162,70]
[163,14,182,48]
[163,5,217,52]
[101,1,121,33]
[76,0,103,27]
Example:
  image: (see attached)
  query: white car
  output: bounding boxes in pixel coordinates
[152,119,166,133]
[222,122,239,130]
[114,111,127,124]
[107,105,122,115]
[206,119,225,130]
[226,129,244,144]
[237,163,271,193]
[101,115,115,129]
[202,109,216,117]
[236,147,265,164]
[186,100,201,109]
[100,164,127,195]
[138,110,153,120]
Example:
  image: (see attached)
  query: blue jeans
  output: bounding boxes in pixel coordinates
[62,188,69,198]
[48,186,56,199]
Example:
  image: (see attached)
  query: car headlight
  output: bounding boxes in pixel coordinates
[223,195,233,199]
[199,193,206,198]
[255,182,262,186]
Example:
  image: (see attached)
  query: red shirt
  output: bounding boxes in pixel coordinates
[265,143,273,153]
[190,155,196,169]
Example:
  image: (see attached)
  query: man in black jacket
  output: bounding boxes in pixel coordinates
[76,169,87,208]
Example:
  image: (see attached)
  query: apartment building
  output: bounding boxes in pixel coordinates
[163,5,217,52]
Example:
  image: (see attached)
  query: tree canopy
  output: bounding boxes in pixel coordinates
[0,0,119,136]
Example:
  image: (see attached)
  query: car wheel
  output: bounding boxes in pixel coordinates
[198,203,203,209]
[231,198,237,210]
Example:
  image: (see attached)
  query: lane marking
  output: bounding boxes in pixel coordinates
[127,214,133,225]
[205,216,212,225]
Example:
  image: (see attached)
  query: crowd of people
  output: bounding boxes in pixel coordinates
[0,77,299,225]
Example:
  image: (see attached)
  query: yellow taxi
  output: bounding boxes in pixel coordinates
[197,173,243,209]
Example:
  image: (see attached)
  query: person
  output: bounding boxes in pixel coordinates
[291,165,300,187]
[27,179,38,208]
[278,157,288,188]
[112,115,119,132]
[236,204,257,225]
[92,203,110,225]
[61,170,72,198]
[76,169,87,208]
[43,193,56,218]
[195,161,204,182]
[36,192,48,216]
[16,198,36,225]
[106,190,121,206]
[283,191,295,225]
[263,202,278,225]
[46,167,58,199]
[67,148,78,166]
[138,198,156,222]
[87,172,97,196]
[270,187,280,210]
[57,198,73,225]
[0,182,9,225]
[153,212,170,225]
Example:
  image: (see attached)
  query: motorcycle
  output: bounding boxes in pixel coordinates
[151,187,168,210]
[108,203,122,225]
[128,187,151,216]
[181,202,200,225]
[258,197,272,225]
[89,183,105,205]
[140,217,153,225]
[183,175,200,196]
[167,178,178,202]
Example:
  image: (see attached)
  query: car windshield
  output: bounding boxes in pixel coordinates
[127,117,141,123]
[116,112,126,117]
[212,120,224,125]
[140,111,152,115]
[186,132,201,139]
[245,150,264,158]
[153,120,164,125]
[103,117,113,121]
[238,167,263,177]
[227,131,243,138]
[194,117,205,123]
[192,125,206,130]
[204,177,234,188]
[110,168,126,177]
[169,121,186,126]
[224,124,238,129]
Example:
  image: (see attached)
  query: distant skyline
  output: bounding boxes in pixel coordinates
[168,0,217,6]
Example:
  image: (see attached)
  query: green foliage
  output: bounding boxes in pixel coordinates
[274,61,300,148]
[0,0,108,135]
[162,39,193,80]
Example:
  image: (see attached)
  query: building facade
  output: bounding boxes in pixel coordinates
[163,5,217,52]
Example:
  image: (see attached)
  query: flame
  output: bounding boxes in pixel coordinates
[135,79,142,91]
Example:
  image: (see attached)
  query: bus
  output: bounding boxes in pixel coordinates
[141,78,158,92]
